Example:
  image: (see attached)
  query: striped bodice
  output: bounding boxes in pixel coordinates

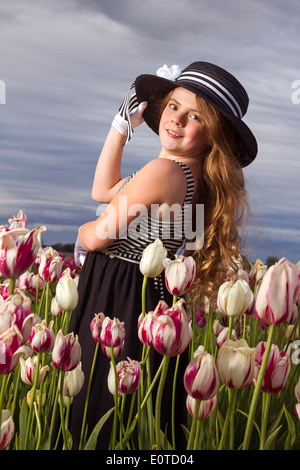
[103,161,195,263]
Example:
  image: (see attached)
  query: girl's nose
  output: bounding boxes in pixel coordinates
[172,114,184,126]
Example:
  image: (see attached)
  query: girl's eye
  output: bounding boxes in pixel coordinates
[169,103,176,110]
[190,114,199,120]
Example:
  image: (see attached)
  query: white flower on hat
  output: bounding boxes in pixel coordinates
[156,64,182,81]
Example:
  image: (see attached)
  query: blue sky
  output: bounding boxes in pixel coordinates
[1,0,299,264]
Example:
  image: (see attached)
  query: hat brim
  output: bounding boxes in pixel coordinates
[135,74,257,168]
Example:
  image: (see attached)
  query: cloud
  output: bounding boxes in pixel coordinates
[0,0,299,263]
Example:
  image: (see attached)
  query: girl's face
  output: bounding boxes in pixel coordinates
[158,87,209,159]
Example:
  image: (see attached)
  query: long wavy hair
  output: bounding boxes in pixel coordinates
[187,96,249,302]
[158,92,250,302]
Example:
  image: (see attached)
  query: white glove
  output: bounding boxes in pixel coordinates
[112,101,148,136]
[74,236,87,266]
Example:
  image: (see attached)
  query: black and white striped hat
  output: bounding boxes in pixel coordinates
[133,61,257,167]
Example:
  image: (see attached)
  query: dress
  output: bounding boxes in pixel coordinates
[68,160,195,450]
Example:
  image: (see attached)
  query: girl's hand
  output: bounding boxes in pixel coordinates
[112,101,147,135]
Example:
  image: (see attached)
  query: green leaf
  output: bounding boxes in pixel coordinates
[283,406,296,450]
[84,407,114,450]
[264,425,282,450]
[18,397,29,450]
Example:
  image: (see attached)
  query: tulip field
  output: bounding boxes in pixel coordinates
[0,210,300,451]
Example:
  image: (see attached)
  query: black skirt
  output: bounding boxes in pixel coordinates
[68,251,188,450]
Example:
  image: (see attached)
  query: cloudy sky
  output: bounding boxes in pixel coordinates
[1,0,299,264]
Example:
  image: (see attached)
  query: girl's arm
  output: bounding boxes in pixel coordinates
[91,126,128,203]
[78,158,187,252]
[91,101,148,203]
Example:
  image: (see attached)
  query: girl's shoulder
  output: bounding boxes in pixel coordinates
[140,158,187,184]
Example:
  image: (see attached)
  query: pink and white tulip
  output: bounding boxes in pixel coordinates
[90,312,106,343]
[139,298,192,356]
[0,325,31,374]
[100,316,126,348]
[108,358,141,396]
[55,268,79,311]
[184,347,219,400]
[52,330,81,371]
[139,239,167,278]
[217,339,256,389]
[63,362,85,397]
[255,258,300,325]
[7,210,27,229]
[217,279,253,318]
[38,246,63,283]
[0,225,46,279]
[163,255,196,296]
[29,320,55,353]
[20,355,50,385]
[0,410,15,450]
[0,290,38,344]
[186,394,217,420]
[255,342,290,393]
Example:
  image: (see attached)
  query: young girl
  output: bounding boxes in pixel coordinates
[68,61,257,449]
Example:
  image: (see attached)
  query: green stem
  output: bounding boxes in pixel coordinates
[259,392,271,450]
[8,278,15,296]
[24,353,41,450]
[242,323,275,450]
[0,374,9,428]
[79,342,100,450]
[194,419,201,450]
[34,274,40,313]
[37,282,46,318]
[218,388,237,450]
[10,365,21,424]
[110,347,119,450]
[58,370,69,449]
[117,357,165,449]
[186,399,201,450]
[48,378,60,448]
[61,310,72,334]
[34,402,42,450]
[242,314,247,339]
[44,282,50,324]
[227,316,233,341]
[155,355,170,450]
[141,275,148,317]
[171,355,180,449]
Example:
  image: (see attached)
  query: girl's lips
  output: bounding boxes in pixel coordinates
[167,129,182,139]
